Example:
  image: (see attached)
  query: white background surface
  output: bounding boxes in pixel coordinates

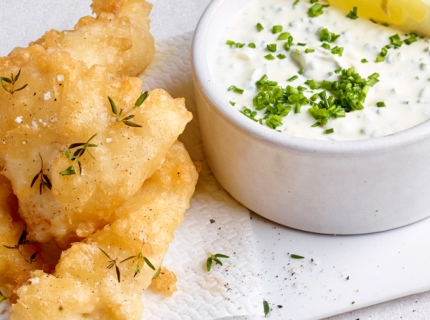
[1,0,430,319]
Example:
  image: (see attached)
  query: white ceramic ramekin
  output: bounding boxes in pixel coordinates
[191,0,430,234]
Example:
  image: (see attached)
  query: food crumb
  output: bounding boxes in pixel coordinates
[277,305,283,308]
[210,219,215,224]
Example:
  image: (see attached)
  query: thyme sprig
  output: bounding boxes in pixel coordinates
[0,69,28,95]
[121,241,156,277]
[59,134,97,176]
[206,252,229,272]
[109,91,148,128]
[152,267,161,279]
[31,154,52,194]
[99,248,121,283]
[0,291,6,304]
[3,230,38,264]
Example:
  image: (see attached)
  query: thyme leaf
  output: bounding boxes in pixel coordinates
[152,267,161,279]
[59,134,97,176]
[109,91,148,128]
[120,240,155,277]
[0,291,6,304]
[0,69,28,96]
[3,230,38,264]
[206,252,230,272]
[99,248,121,283]
[263,300,270,317]
[31,154,52,194]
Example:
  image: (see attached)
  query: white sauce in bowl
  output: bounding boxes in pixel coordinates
[209,0,430,140]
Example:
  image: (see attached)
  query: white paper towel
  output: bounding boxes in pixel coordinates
[139,33,263,319]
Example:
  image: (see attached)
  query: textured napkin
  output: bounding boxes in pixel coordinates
[139,33,263,319]
[0,32,263,319]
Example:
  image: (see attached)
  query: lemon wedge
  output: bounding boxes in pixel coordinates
[326,0,430,37]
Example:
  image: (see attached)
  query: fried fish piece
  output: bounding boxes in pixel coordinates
[9,141,198,320]
[0,175,43,302]
[31,0,154,76]
[0,44,192,247]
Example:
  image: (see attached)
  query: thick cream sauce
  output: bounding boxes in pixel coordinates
[210,0,430,140]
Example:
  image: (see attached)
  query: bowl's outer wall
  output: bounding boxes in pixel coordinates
[192,0,430,234]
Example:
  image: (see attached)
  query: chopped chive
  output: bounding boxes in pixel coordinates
[272,25,283,34]
[389,34,403,47]
[331,46,344,56]
[346,6,358,19]
[308,3,328,17]
[227,85,244,94]
[235,43,245,48]
[376,101,386,107]
[297,42,307,46]
[376,55,385,62]
[287,75,299,82]
[263,300,270,317]
[267,44,277,52]
[295,49,300,56]
[248,43,256,48]
[311,122,320,127]
[405,35,417,45]
[298,68,304,75]
[278,32,291,40]
[291,254,305,259]
[310,0,319,3]
[293,0,300,4]
[305,48,315,54]
[229,101,236,106]
[320,28,340,43]
[226,40,235,47]
[380,47,388,57]
[321,43,331,50]
[264,54,276,60]
[370,18,377,24]
[256,23,264,32]
[361,58,368,63]
[324,128,334,134]
[277,54,287,59]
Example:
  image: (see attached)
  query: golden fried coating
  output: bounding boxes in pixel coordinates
[0,44,192,247]
[0,175,42,301]
[31,0,154,76]
[9,141,198,320]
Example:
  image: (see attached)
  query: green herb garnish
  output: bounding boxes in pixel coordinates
[291,254,305,259]
[1,69,28,96]
[361,58,368,63]
[31,154,52,195]
[267,44,277,52]
[228,85,244,94]
[206,253,229,272]
[331,46,344,56]
[287,75,299,82]
[320,28,340,43]
[324,128,334,134]
[277,32,291,40]
[389,34,403,47]
[346,6,358,19]
[248,43,256,48]
[3,230,38,264]
[308,3,329,17]
[263,300,270,317]
[121,241,156,277]
[277,54,287,59]
[272,25,283,34]
[99,248,121,283]
[0,291,6,304]
[256,23,264,32]
[377,101,386,107]
[153,267,161,279]
[226,40,236,47]
[59,134,97,176]
[109,91,148,128]
[265,54,276,60]
[305,48,315,54]
[321,43,331,50]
